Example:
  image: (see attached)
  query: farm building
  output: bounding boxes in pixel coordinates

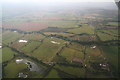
[19,40,28,43]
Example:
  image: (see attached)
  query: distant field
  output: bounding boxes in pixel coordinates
[97,29,118,37]
[107,22,118,26]
[21,33,45,41]
[67,26,94,34]
[69,35,97,42]
[44,32,74,37]
[3,22,48,31]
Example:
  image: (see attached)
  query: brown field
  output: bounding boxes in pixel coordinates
[69,35,97,42]
[3,22,48,31]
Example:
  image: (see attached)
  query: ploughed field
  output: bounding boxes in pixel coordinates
[2,4,119,78]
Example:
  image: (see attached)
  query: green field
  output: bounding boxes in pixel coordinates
[107,22,118,26]
[21,33,45,41]
[2,31,24,45]
[32,37,66,62]
[20,41,41,54]
[45,69,60,78]
[4,60,28,78]
[97,32,118,41]
[54,65,85,78]
[60,47,84,63]
[2,3,119,78]
[67,26,95,34]
[101,46,118,71]
[2,47,16,62]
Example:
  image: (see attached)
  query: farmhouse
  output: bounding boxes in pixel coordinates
[18,40,28,43]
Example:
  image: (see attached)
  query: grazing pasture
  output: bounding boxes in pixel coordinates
[2,47,16,62]
[67,26,95,34]
[32,37,66,62]
[60,47,84,63]
[54,65,85,78]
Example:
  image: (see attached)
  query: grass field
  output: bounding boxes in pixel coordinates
[2,30,24,45]
[4,60,28,78]
[101,46,118,72]
[21,33,45,41]
[0,49,2,63]
[67,42,85,51]
[60,47,84,63]
[54,65,85,78]
[69,35,97,42]
[97,32,118,41]
[32,37,66,62]
[20,41,41,54]
[67,26,95,34]
[2,47,16,62]
[107,22,118,26]
[97,29,118,37]
[44,32,74,37]
[45,69,60,78]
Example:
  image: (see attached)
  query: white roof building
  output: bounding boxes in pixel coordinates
[19,40,28,43]
[16,59,23,64]
[51,41,60,44]
[91,46,96,49]
[0,45,2,48]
